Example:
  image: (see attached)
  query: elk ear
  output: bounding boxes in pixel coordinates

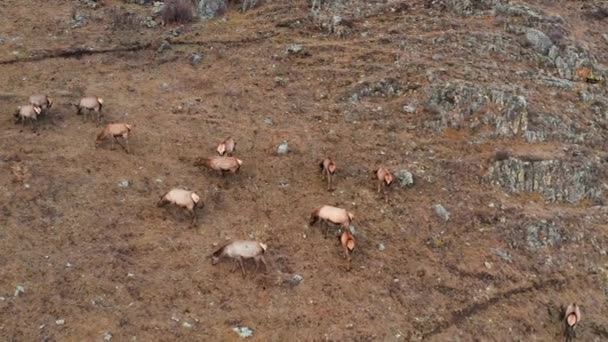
[259,243,268,251]
[217,144,225,155]
[97,98,104,104]
[34,107,42,114]
[328,164,337,173]
[237,159,243,165]
[385,173,393,185]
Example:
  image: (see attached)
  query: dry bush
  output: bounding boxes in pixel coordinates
[162,0,194,24]
[108,6,140,30]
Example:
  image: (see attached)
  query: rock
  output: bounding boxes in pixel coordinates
[14,285,25,297]
[56,319,65,325]
[240,0,262,12]
[183,322,193,328]
[484,261,492,269]
[346,78,402,103]
[72,12,87,28]
[603,34,608,44]
[264,117,274,125]
[160,82,170,90]
[486,157,603,203]
[526,220,563,249]
[233,326,254,338]
[0,37,5,45]
[403,105,416,113]
[395,170,414,188]
[493,248,512,262]
[143,16,158,28]
[378,243,386,251]
[118,180,131,188]
[157,40,171,53]
[103,331,113,341]
[191,53,202,65]
[286,44,305,55]
[197,0,227,20]
[424,82,528,137]
[152,1,164,15]
[433,204,450,222]
[288,274,304,287]
[525,28,553,55]
[277,141,289,154]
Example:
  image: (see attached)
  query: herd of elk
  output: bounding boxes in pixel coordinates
[13,93,583,339]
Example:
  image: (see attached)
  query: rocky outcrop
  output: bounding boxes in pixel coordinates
[424,82,528,137]
[486,157,604,204]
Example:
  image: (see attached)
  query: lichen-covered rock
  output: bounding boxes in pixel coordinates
[395,170,414,188]
[526,219,563,249]
[424,82,528,137]
[197,0,227,20]
[525,28,553,55]
[346,78,402,103]
[486,157,604,204]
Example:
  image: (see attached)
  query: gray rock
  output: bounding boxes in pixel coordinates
[103,331,113,341]
[152,1,164,15]
[525,28,553,55]
[395,170,414,188]
[183,322,193,328]
[160,82,170,90]
[157,40,171,53]
[241,0,262,12]
[14,285,25,297]
[493,248,512,262]
[288,274,303,287]
[0,37,5,45]
[286,44,305,55]
[433,204,450,222]
[264,117,274,125]
[277,141,289,154]
[424,82,528,137]
[55,319,65,325]
[118,180,131,188]
[403,105,416,113]
[526,220,562,249]
[486,157,603,203]
[378,243,386,251]
[191,53,202,65]
[197,0,227,20]
[233,326,253,338]
[143,16,158,28]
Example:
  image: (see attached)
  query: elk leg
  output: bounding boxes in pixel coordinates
[377,181,382,194]
[114,136,127,151]
[260,256,268,273]
[231,259,238,273]
[238,257,246,278]
[189,209,197,227]
[254,258,260,273]
[124,137,130,154]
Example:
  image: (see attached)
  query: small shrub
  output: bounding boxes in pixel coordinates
[108,7,140,30]
[162,0,194,24]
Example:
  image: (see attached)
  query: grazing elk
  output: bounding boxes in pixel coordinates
[211,240,268,277]
[340,227,356,271]
[14,104,41,129]
[374,167,393,202]
[217,136,236,156]
[157,188,202,227]
[564,303,581,342]
[75,96,104,123]
[194,156,242,176]
[319,157,337,191]
[95,123,133,153]
[309,205,354,238]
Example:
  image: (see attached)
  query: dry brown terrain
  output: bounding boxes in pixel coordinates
[1,0,608,341]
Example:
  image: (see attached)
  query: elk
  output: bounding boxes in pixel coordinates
[157,188,202,227]
[564,303,581,342]
[211,240,268,277]
[217,136,236,156]
[374,167,393,202]
[309,205,354,238]
[95,123,133,153]
[340,227,356,271]
[14,104,42,129]
[75,96,104,123]
[194,156,242,176]
[29,94,53,114]
[319,157,337,191]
